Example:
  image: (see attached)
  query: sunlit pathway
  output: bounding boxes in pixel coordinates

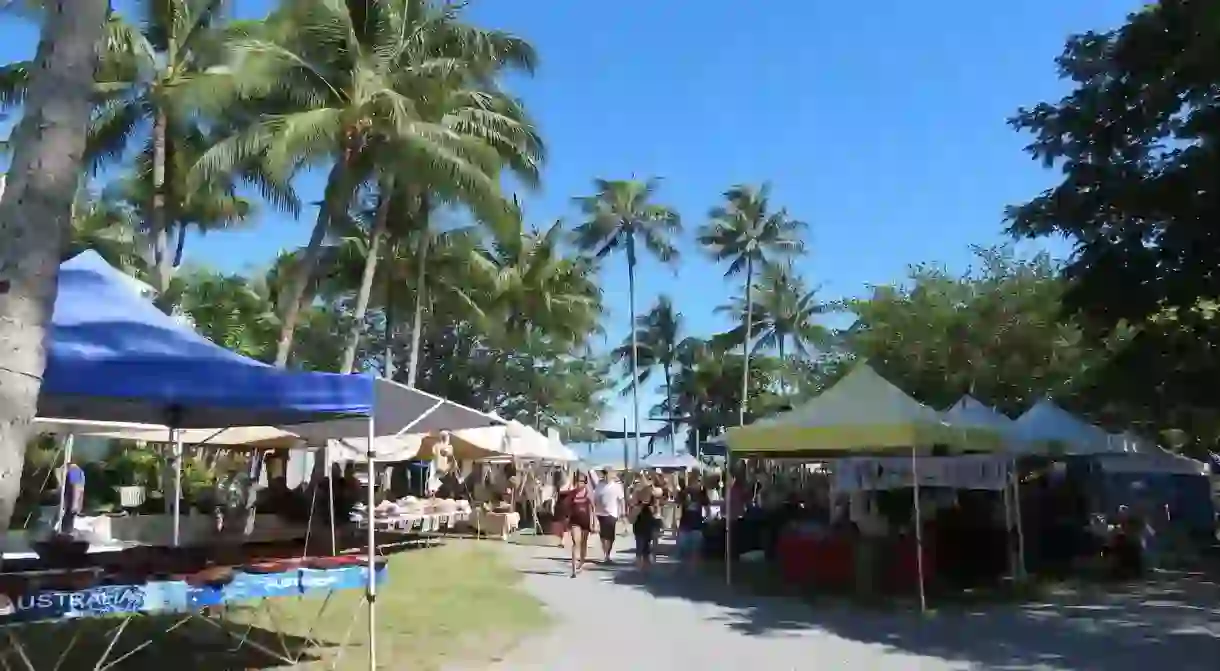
[472,538,1220,671]
[478,539,971,671]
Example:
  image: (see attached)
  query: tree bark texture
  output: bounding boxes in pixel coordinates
[0,0,108,529]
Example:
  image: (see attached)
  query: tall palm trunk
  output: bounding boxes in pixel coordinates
[778,339,787,398]
[172,223,188,268]
[405,233,429,388]
[151,111,173,299]
[339,180,392,374]
[664,363,674,455]
[0,0,107,528]
[274,160,349,367]
[739,256,755,426]
[382,250,396,378]
[626,235,642,464]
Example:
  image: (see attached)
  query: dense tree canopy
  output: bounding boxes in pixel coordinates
[844,246,1125,418]
[1008,0,1220,444]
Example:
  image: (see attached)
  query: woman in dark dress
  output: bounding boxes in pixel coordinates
[632,485,661,569]
[563,471,594,577]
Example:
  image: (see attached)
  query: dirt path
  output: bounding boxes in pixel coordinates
[477,539,1220,671]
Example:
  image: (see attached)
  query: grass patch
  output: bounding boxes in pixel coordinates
[243,541,550,670]
[1,541,548,671]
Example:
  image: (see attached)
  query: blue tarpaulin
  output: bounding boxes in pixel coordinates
[38,252,373,428]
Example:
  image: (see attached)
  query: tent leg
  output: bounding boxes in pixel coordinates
[1013,458,1027,580]
[327,443,337,556]
[56,435,74,532]
[366,419,377,671]
[172,429,182,547]
[912,445,926,614]
[725,451,733,586]
[1003,463,1015,581]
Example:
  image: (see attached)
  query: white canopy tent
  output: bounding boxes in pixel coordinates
[294,379,504,460]
[545,428,580,463]
[34,379,502,455]
[1097,432,1209,476]
[1010,400,1117,455]
[943,395,1020,444]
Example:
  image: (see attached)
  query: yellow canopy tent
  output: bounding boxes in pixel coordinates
[727,364,1005,456]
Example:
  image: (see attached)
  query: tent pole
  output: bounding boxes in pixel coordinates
[172,429,182,547]
[1003,461,1015,581]
[366,418,377,671]
[725,449,733,586]
[1012,457,1027,580]
[911,444,926,613]
[56,435,74,532]
[327,442,337,556]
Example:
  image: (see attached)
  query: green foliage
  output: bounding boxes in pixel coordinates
[844,246,1128,417]
[1008,0,1220,444]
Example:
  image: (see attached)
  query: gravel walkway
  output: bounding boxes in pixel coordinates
[478,538,1220,671]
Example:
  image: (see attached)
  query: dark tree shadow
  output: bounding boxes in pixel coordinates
[1,613,347,670]
[607,554,1220,671]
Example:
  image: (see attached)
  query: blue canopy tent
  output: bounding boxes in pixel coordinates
[39,251,372,428]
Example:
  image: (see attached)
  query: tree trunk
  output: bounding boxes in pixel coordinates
[273,161,349,367]
[778,339,787,398]
[739,256,754,426]
[383,250,395,378]
[172,222,188,268]
[405,195,432,388]
[0,0,107,529]
[405,232,429,388]
[626,235,642,465]
[664,364,674,455]
[339,181,392,374]
[151,110,172,298]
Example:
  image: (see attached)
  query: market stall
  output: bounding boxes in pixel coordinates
[724,364,1007,611]
[4,251,498,671]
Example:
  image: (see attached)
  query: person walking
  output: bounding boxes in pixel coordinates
[593,468,625,564]
[676,474,710,566]
[561,471,594,578]
[631,482,661,569]
[60,458,86,534]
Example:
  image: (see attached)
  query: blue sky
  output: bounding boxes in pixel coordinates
[0,1,1140,464]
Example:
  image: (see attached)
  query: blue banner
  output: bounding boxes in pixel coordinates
[0,565,387,625]
[0,584,147,623]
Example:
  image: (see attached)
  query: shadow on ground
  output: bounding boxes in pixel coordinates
[602,549,1220,671]
[2,610,346,670]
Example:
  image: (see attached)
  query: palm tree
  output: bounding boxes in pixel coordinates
[572,178,682,462]
[613,295,683,454]
[114,124,289,273]
[0,1,291,301]
[198,0,541,368]
[0,0,109,528]
[698,183,806,424]
[79,0,232,293]
[721,261,832,395]
[65,187,148,275]
[475,214,603,350]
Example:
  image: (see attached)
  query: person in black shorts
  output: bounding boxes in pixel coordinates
[632,485,660,569]
[563,471,594,578]
[593,468,625,563]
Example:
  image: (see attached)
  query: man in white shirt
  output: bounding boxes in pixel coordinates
[593,468,626,563]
